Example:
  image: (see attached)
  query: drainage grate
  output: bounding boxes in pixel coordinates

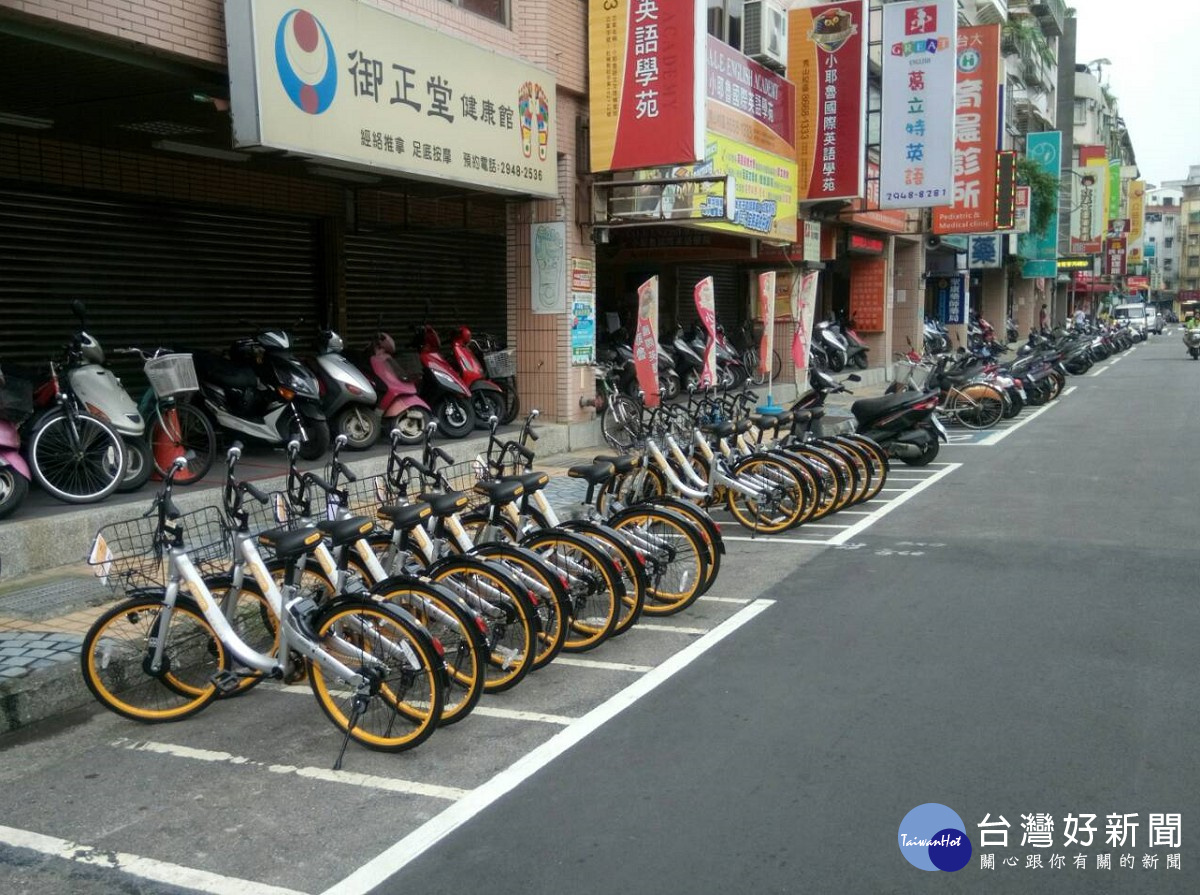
[0,577,109,621]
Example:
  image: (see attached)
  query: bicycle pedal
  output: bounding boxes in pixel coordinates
[211,670,244,694]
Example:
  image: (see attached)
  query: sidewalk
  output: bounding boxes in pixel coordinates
[0,369,890,733]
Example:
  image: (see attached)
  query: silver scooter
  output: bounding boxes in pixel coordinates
[310,328,381,450]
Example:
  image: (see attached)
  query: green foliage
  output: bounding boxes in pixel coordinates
[1002,16,1056,69]
[1017,156,1060,235]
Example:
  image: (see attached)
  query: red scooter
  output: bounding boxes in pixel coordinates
[447,326,507,427]
[359,330,433,445]
[0,365,32,519]
[414,324,477,438]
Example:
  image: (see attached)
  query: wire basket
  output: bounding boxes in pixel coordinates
[330,473,391,519]
[144,353,199,399]
[434,458,492,509]
[483,348,516,379]
[88,506,231,592]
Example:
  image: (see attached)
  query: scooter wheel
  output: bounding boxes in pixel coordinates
[390,407,431,444]
[290,419,330,460]
[333,406,382,451]
[0,467,29,520]
[116,436,154,493]
[436,397,476,439]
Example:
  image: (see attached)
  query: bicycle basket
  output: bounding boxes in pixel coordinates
[438,458,491,509]
[0,373,33,423]
[483,348,517,379]
[330,473,391,519]
[144,353,199,399]
[88,506,230,592]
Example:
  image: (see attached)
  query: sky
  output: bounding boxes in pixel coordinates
[1070,0,1200,187]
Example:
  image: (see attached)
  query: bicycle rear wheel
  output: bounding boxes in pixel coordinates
[608,507,707,615]
[725,456,805,534]
[308,599,443,753]
[29,409,125,504]
[522,530,622,651]
[81,594,225,722]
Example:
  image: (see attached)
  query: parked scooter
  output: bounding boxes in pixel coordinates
[833,315,870,370]
[191,326,330,460]
[357,328,433,444]
[0,365,32,519]
[814,319,851,372]
[467,331,520,424]
[310,328,381,451]
[794,367,947,466]
[413,324,476,438]
[445,325,507,426]
[50,301,151,491]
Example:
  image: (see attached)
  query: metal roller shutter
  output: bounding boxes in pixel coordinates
[343,231,507,357]
[0,187,320,377]
[674,264,743,330]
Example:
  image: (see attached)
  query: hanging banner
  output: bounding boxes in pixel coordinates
[1127,180,1145,266]
[1069,166,1105,254]
[931,25,1001,234]
[791,270,820,385]
[633,276,660,406]
[757,271,777,379]
[1019,131,1061,278]
[1107,158,1122,224]
[879,0,957,208]
[788,0,867,201]
[1102,236,1127,277]
[848,257,887,333]
[588,0,705,173]
[694,277,718,387]
[936,274,966,323]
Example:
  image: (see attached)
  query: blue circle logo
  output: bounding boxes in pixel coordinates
[274,9,337,115]
[898,803,972,872]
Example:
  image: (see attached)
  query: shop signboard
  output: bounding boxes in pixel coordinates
[788,0,868,201]
[1102,236,1127,277]
[967,234,1002,269]
[1019,131,1061,279]
[1069,166,1105,254]
[1127,180,1145,266]
[757,271,776,379]
[879,0,957,208]
[1013,185,1030,233]
[936,274,966,324]
[849,257,887,333]
[570,258,596,366]
[694,277,718,387]
[587,0,705,172]
[531,222,566,314]
[633,276,660,406]
[225,0,557,197]
[931,25,1001,234]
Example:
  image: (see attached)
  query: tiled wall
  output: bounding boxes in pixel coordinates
[890,240,924,363]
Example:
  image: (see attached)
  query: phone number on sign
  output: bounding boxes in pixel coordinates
[499,162,544,182]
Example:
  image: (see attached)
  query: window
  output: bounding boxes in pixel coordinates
[707,0,744,51]
[1164,259,1173,269]
[1073,97,1086,126]
[1165,237,1173,248]
[446,0,507,25]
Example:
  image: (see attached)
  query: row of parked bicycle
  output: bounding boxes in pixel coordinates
[79,365,912,766]
[0,300,520,519]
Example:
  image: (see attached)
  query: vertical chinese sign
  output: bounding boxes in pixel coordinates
[1069,166,1105,254]
[757,271,776,380]
[1127,180,1145,268]
[931,25,1000,234]
[1019,131,1061,278]
[633,276,660,406]
[848,257,887,333]
[225,0,557,196]
[570,259,596,365]
[788,1,867,201]
[1102,236,1127,277]
[587,0,705,172]
[936,275,966,323]
[694,277,718,387]
[879,0,957,208]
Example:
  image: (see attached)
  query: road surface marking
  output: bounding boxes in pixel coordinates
[632,623,709,635]
[321,599,776,895]
[550,656,653,673]
[698,595,752,604]
[0,823,308,895]
[975,402,1059,445]
[110,738,467,800]
[827,464,961,545]
[468,706,576,725]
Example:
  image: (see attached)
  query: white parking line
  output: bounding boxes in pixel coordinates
[632,623,709,636]
[0,824,306,895]
[322,599,776,895]
[110,738,467,800]
[974,401,1058,445]
[469,706,575,725]
[1062,385,1077,396]
[550,656,653,673]
[697,595,752,604]
[827,463,961,545]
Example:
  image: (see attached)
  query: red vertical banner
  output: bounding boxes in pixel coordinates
[694,277,718,387]
[791,270,820,378]
[931,25,1001,234]
[633,276,660,407]
[1102,237,1127,277]
[848,257,887,332]
[757,271,777,379]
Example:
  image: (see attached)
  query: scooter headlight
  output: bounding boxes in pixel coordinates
[280,367,319,399]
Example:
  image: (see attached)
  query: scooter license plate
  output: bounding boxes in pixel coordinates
[1018,388,1028,400]
[931,416,949,441]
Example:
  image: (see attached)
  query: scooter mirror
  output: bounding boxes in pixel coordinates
[71,299,88,325]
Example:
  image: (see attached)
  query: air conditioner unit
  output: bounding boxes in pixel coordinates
[743,0,788,73]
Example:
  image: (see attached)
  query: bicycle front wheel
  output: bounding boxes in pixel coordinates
[609,507,708,615]
[308,600,444,753]
[150,402,216,484]
[601,394,643,451]
[81,594,226,722]
[523,531,622,652]
[29,410,125,503]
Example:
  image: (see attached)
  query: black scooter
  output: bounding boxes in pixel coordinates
[793,368,947,467]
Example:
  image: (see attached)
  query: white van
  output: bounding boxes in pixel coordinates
[1113,303,1150,334]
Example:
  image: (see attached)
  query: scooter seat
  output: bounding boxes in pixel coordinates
[377,502,432,530]
[192,350,258,389]
[257,525,323,560]
[473,478,524,505]
[418,490,473,517]
[851,390,931,424]
[594,454,635,475]
[503,471,549,493]
[568,461,616,486]
[316,515,376,547]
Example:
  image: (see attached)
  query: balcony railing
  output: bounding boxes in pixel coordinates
[1030,0,1065,37]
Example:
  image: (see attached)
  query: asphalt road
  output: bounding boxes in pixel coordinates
[1,332,1197,894]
